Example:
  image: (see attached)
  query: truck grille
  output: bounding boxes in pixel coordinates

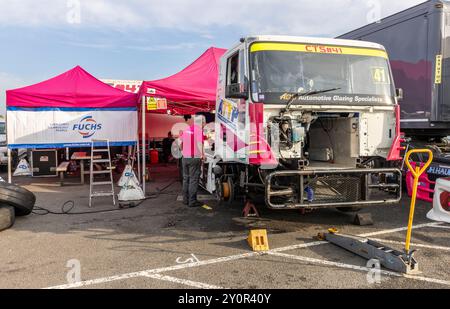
[265,168,402,209]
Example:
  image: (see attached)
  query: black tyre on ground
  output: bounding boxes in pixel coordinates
[0,205,15,231]
[0,182,36,216]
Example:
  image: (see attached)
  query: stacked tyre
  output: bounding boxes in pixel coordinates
[0,205,15,232]
[0,182,36,232]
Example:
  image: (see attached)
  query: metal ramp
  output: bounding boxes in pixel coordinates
[89,139,116,207]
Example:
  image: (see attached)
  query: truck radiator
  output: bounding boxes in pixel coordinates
[265,168,402,209]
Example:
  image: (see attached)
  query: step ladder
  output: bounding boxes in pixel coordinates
[89,139,116,207]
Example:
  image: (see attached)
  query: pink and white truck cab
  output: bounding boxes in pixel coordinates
[203,35,404,211]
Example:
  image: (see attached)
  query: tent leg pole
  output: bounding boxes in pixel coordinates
[136,108,141,183]
[142,97,146,196]
[136,139,141,182]
[7,149,12,184]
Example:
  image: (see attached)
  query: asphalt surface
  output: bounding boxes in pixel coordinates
[0,165,449,289]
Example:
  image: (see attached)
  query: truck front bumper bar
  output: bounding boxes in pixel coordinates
[265,168,402,210]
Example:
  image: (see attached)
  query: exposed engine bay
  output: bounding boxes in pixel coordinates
[267,111,361,170]
[260,110,402,209]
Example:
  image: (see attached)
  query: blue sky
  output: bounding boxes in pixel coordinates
[0,0,424,115]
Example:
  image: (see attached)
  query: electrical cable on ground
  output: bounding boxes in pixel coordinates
[32,180,178,216]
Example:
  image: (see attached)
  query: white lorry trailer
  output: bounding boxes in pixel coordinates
[202,35,404,210]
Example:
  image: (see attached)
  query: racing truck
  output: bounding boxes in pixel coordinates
[202,35,404,210]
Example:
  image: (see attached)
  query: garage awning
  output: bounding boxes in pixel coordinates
[6,66,138,149]
[138,47,226,115]
[7,66,137,108]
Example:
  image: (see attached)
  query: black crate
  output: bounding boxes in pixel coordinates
[31,149,58,177]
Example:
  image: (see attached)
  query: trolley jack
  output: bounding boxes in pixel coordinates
[318,229,419,274]
[319,149,433,275]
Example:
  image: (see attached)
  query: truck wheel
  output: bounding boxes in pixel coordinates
[0,205,15,232]
[215,177,235,205]
[0,182,36,216]
[337,207,362,213]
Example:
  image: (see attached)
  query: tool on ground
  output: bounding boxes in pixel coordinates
[243,200,260,218]
[89,139,116,207]
[202,204,213,211]
[353,213,374,226]
[319,149,433,275]
[318,228,419,274]
[427,177,450,224]
[404,149,433,255]
[248,229,269,252]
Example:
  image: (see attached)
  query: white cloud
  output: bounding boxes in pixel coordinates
[0,0,425,36]
[0,72,28,116]
[126,42,202,52]
[65,41,115,49]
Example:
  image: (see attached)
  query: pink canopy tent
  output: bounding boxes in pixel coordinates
[6,66,140,183]
[6,65,139,151]
[138,47,226,115]
[7,66,137,108]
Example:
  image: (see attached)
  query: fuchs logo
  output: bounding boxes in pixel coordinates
[73,116,102,138]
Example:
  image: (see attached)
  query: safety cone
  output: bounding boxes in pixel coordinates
[427,177,450,224]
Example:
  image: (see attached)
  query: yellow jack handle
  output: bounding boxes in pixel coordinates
[404,149,434,255]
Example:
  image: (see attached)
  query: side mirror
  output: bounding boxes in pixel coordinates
[226,78,249,100]
[396,88,404,102]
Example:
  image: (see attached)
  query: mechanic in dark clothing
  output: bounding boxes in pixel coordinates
[162,132,175,163]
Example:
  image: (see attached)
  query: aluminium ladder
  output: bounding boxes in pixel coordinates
[89,139,116,207]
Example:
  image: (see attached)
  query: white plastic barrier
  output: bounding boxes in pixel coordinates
[427,177,450,224]
[118,165,139,187]
[118,165,145,202]
[13,159,32,177]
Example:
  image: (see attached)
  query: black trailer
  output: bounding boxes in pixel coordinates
[339,0,450,138]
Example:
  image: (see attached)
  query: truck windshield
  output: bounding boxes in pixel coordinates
[0,123,5,135]
[250,42,395,105]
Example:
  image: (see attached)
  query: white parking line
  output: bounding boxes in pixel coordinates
[269,252,450,287]
[143,274,223,289]
[359,222,443,237]
[369,238,450,252]
[44,222,445,289]
[429,225,450,230]
[45,271,151,289]
[46,252,264,289]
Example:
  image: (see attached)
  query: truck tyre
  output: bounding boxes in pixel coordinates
[215,177,235,205]
[0,182,36,216]
[0,205,15,232]
[223,177,235,205]
[337,207,362,213]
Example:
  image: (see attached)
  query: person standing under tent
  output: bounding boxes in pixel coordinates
[162,131,175,164]
[180,116,206,208]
